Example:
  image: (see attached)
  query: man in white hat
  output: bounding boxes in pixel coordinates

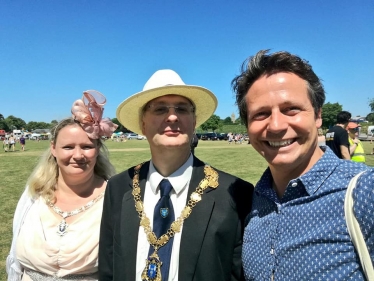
[99,69,254,281]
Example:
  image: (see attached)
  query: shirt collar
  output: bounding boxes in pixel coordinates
[298,146,340,194]
[148,154,194,195]
[256,146,341,198]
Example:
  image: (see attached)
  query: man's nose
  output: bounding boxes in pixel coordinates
[267,111,288,133]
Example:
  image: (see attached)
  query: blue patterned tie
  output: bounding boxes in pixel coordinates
[149,179,175,281]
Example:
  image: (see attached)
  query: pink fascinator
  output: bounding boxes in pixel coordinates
[71,90,118,139]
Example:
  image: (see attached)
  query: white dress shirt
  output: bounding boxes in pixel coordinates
[136,154,193,281]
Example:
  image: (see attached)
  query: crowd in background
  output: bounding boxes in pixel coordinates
[325,111,367,164]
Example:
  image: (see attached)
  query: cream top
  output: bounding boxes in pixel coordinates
[16,195,104,278]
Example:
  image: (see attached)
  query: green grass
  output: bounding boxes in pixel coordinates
[1,139,373,279]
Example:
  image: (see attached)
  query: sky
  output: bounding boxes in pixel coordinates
[1,0,373,124]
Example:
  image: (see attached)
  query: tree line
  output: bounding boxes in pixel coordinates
[1,100,373,133]
[0,115,57,132]
[198,102,374,133]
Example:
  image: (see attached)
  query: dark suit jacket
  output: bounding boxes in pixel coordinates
[99,156,254,281]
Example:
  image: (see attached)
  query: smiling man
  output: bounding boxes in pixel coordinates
[99,69,254,281]
[232,50,374,280]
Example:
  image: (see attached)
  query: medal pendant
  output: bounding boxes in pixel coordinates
[141,251,162,281]
[57,219,68,236]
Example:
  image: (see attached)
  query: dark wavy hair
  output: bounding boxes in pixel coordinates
[231,50,326,127]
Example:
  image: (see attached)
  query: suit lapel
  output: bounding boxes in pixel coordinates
[121,162,149,279]
[179,157,215,280]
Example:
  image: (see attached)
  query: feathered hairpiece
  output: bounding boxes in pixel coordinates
[71,90,118,139]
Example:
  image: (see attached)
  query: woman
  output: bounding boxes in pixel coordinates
[3,137,9,152]
[9,134,15,151]
[6,90,117,281]
[19,135,26,151]
[347,122,365,163]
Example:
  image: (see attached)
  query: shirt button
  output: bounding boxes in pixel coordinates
[270,248,275,255]
[276,203,282,213]
[291,182,297,187]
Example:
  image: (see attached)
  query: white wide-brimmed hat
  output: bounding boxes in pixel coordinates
[116,69,218,134]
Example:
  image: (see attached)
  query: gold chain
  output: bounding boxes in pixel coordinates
[132,162,219,252]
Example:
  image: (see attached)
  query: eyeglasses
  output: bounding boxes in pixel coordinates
[146,104,195,115]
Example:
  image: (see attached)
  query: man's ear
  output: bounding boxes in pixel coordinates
[316,108,322,128]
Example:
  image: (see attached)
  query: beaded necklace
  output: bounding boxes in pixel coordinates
[48,191,105,236]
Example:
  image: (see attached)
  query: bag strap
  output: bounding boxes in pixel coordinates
[344,171,374,281]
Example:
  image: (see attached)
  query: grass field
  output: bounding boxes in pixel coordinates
[1,139,374,279]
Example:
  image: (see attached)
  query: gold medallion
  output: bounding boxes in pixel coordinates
[132,187,141,195]
[171,221,182,232]
[147,232,157,244]
[181,206,192,219]
[136,201,144,212]
[140,216,150,227]
[205,166,214,176]
[158,234,169,246]
[141,252,162,281]
[209,178,218,188]
[200,179,209,189]
[190,192,202,202]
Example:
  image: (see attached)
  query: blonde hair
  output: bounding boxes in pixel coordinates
[27,117,116,202]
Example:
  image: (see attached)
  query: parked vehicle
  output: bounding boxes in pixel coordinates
[13,130,22,138]
[217,133,228,140]
[30,133,41,140]
[367,125,374,136]
[23,133,31,139]
[196,133,203,139]
[201,132,218,141]
[125,133,138,139]
[137,134,147,140]
[358,133,369,141]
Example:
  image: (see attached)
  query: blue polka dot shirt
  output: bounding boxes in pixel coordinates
[242,146,374,280]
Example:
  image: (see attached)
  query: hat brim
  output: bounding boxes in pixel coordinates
[116,85,218,135]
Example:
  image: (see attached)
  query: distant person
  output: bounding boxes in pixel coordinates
[99,69,254,281]
[317,128,326,146]
[191,133,199,155]
[228,132,233,144]
[232,49,374,280]
[234,134,239,144]
[6,90,117,281]
[19,135,26,151]
[347,122,365,163]
[325,111,351,159]
[3,137,9,152]
[9,134,15,152]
